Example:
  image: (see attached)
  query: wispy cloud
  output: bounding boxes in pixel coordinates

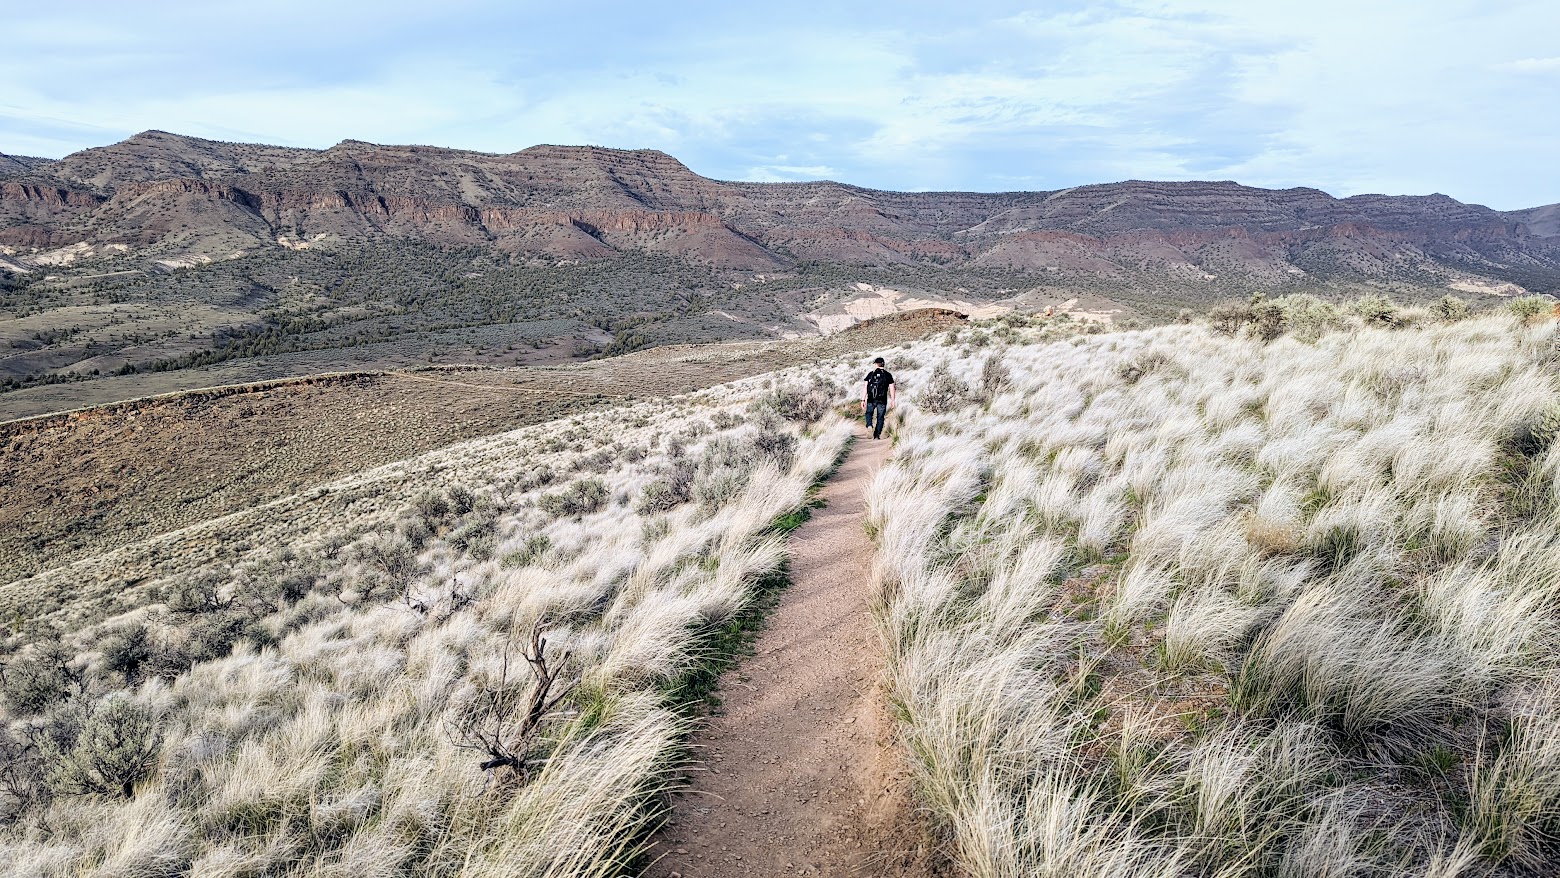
[1,0,1556,209]
[1501,57,1560,72]
[743,165,841,183]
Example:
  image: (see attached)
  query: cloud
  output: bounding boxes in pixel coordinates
[1501,57,1560,72]
[743,165,840,182]
[1,0,1557,209]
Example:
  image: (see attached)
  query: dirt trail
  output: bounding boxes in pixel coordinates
[645,432,943,878]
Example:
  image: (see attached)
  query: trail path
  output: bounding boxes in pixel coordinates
[645,432,942,878]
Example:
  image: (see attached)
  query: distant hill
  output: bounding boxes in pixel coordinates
[1506,203,1560,238]
[2,130,1558,416]
[4,130,1557,284]
[0,153,54,175]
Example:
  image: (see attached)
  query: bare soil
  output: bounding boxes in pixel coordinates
[645,432,945,878]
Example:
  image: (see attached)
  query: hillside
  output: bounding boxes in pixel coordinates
[869,305,1560,876]
[0,308,962,583]
[7,299,1560,876]
[0,357,858,876]
[3,132,1558,417]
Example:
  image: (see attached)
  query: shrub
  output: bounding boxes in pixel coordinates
[98,624,153,683]
[412,489,450,521]
[692,465,752,509]
[756,378,835,424]
[164,572,230,616]
[1509,296,1553,323]
[40,694,162,799]
[448,510,500,559]
[691,436,761,510]
[500,535,552,569]
[636,460,695,514]
[447,484,477,516]
[1432,294,1470,321]
[751,426,798,471]
[977,355,1012,402]
[1249,298,1288,341]
[1,644,78,715]
[351,532,418,594]
[1117,351,1171,385]
[1352,294,1399,325]
[1208,301,1253,336]
[577,449,615,473]
[539,477,609,517]
[1273,294,1343,342]
[917,361,971,414]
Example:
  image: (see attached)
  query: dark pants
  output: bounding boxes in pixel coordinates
[864,402,888,438]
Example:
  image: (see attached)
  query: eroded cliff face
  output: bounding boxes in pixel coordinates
[2,130,1557,288]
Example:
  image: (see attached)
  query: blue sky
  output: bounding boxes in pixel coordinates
[3,0,1556,210]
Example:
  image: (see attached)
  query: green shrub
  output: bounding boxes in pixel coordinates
[448,510,500,559]
[412,489,450,521]
[636,460,695,514]
[447,485,477,516]
[40,694,162,799]
[693,465,752,509]
[1249,298,1287,341]
[98,624,153,683]
[1,644,77,715]
[1207,301,1253,336]
[500,535,553,569]
[1431,294,1470,321]
[1352,295,1399,325]
[539,477,609,517]
[751,424,798,471]
[164,573,230,616]
[1272,294,1344,342]
[756,378,835,424]
[1509,296,1553,323]
[977,355,1012,402]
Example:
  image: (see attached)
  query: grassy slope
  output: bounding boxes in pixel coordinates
[0,364,855,876]
[868,310,1560,876]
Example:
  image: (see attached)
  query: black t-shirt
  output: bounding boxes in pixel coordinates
[864,368,895,404]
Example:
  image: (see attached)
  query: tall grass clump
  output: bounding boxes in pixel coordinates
[863,304,1560,875]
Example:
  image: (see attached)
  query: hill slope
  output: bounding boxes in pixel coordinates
[5,131,1557,282]
[868,310,1560,876]
[3,131,1558,415]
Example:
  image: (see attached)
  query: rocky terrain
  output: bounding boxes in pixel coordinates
[4,131,1554,280]
[2,132,1558,413]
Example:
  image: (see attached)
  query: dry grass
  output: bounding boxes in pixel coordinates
[866,308,1560,875]
[0,366,854,875]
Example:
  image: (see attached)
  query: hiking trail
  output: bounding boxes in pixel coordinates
[644,431,942,877]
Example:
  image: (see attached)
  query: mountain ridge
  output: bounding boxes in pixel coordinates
[3,130,1559,417]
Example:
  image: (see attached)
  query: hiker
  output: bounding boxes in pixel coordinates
[861,356,896,440]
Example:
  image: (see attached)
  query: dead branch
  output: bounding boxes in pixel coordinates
[447,616,575,783]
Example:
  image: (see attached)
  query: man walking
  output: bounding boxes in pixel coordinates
[861,356,896,440]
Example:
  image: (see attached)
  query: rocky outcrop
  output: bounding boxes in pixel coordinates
[4,130,1558,291]
[0,182,103,209]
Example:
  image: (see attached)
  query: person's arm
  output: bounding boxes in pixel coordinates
[889,377,898,408]
[861,376,868,411]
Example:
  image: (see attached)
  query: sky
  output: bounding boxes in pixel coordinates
[2,0,1556,210]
